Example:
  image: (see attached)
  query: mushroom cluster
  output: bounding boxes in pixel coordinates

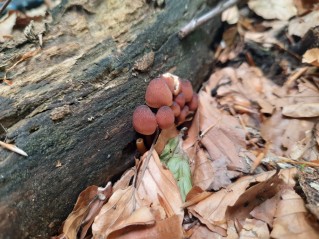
[133,73,198,135]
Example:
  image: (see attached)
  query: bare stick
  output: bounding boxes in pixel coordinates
[179,0,239,39]
[0,0,12,15]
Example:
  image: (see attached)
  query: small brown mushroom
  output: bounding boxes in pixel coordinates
[156,106,175,129]
[145,78,173,108]
[174,93,186,108]
[133,105,158,135]
[180,79,193,102]
[188,93,198,111]
[170,102,181,117]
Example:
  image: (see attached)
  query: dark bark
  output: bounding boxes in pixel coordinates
[0,0,221,237]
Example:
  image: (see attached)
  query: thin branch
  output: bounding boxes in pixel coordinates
[178,0,239,39]
[0,0,12,16]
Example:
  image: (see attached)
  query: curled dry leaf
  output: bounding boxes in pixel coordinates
[56,183,112,239]
[189,91,251,173]
[221,6,239,25]
[282,103,319,118]
[248,0,297,21]
[239,218,270,239]
[137,151,184,218]
[92,186,155,239]
[288,11,319,37]
[271,189,319,238]
[302,48,319,67]
[186,168,297,236]
[0,12,17,42]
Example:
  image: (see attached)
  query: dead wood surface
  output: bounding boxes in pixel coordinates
[0,0,221,237]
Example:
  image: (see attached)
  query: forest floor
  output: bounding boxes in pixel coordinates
[2,0,319,238]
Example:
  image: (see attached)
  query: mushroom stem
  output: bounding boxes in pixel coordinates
[136,138,147,155]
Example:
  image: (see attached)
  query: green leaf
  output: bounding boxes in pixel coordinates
[160,136,192,201]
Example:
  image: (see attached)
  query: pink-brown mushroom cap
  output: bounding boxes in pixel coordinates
[133,105,158,135]
[156,106,175,129]
[174,93,186,108]
[170,102,181,117]
[145,78,173,108]
[180,79,193,102]
[177,105,189,124]
[188,93,198,111]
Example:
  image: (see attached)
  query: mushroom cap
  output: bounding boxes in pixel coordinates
[156,106,175,129]
[170,102,181,117]
[174,93,186,108]
[177,105,189,124]
[145,78,173,108]
[188,93,198,111]
[133,105,158,135]
[180,79,193,102]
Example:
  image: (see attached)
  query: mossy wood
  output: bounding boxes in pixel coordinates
[0,0,221,237]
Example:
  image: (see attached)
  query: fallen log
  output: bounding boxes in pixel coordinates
[0,0,221,237]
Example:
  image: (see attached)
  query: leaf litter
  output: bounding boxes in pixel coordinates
[53,0,319,238]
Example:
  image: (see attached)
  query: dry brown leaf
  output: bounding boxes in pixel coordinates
[289,130,319,161]
[289,11,319,37]
[302,48,319,67]
[248,0,297,20]
[282,103,319,118]
[0,13,17,42]
[190,224,224,239]
[136,151,184,217]
[239,218,270,239]
[92,186,155,239]
[221,6,239,25]
[113,168,135,191]
[294,0,318,14]
[57,183,112,239]
[187,169,297,236]
[271,189,319,238]
[194,91,251,173]
[250,194,280,226]
[108,214,183,239]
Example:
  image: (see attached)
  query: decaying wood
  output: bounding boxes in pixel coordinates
[0,0,221,237]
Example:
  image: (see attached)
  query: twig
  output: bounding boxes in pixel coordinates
[178,0,239,39]
[136,129,160,189]
[0,0,12,15]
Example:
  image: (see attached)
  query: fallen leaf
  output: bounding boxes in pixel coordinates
[57,183,112,239]
[136,151,184,217]
[271,189,319,238]
[160,136,192,201]
[239,218,270,239]
[108,214,183,239]
[302,48,319,67]
[113,168,135,191]
[190,224,224,239]
[195,91,251,173]
[248,0,297,21]
[0,12,17,42]
[289,11,319,37]
[221,6,239,25]
[92,186,155,239]
[282,103,319,118]
[186,169,296,236]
